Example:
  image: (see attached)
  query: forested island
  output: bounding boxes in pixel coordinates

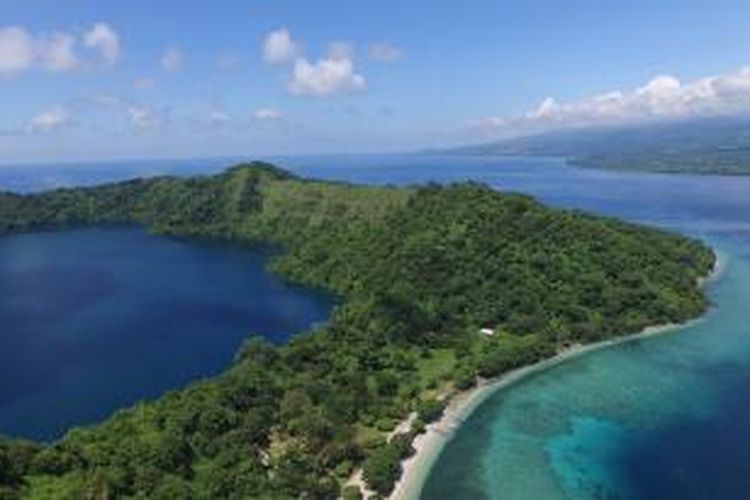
[0,163,715,499]
[450,116,750,175]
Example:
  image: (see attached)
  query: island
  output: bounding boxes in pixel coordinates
[0,163,715,499]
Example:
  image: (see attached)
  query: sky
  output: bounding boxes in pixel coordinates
[1,0,750,163]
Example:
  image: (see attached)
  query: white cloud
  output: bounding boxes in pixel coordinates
[288,57,365,97]
[253,108,284,120]
[713,67,750,99]
[84,23,120,66]
[263,28,299,64]
[27,106,70,133]
[367,42,403,63]
[133,77,156,90]
[0,23,122,76]
[0,27,35,75]
[38,32,79,72]
[262,31,371,97]
[127,105,160,128]
[525,97,560,120]
[636,75,681,98]
[470,66,750,136]
[527,69,750,126]
[161,47,184,73]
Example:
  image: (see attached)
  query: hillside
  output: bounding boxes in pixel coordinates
[0,163,715,499]
[451,116,750,175]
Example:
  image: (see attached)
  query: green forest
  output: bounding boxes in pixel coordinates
[0,163,715,499]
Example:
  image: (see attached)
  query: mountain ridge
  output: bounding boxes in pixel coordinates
[448,115,750,175]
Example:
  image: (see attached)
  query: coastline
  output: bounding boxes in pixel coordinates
[389,251,726,500]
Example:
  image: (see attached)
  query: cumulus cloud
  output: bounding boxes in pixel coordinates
[38,32,79,72]
[253,108,284,120]
[288,57,365,97]
[84,23,120,66]
[367,42,403,63]
[263,28,299,64]
[713,69,750,99]
[0,27,35,75]
[524,69,750,127]
[161,47,184,73]
[26,106,70,133]
[468,66,750,136]
[0,23,121,76]
[0,27,82,75]
[261,30,368,97]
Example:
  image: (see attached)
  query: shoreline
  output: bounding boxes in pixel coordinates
[389,252,726,500]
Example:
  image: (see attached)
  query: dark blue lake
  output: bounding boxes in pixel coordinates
[0,226,333,440]
[3,155,750,498]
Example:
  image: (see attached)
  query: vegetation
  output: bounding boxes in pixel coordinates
[416,399,446,424]
[0,162,715,498]
[362,435,415,496]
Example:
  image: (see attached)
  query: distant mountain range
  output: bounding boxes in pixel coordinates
[449,116,750,175]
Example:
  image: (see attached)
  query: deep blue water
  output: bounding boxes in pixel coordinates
[3,155,750,497]
[0,226,333,440]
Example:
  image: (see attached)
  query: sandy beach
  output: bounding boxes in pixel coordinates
[389,252,726,500]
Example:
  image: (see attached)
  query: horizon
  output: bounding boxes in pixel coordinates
[2,0,750,163]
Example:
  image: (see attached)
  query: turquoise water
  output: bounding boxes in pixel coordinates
[3,156,750,496]
[422,247,750,498]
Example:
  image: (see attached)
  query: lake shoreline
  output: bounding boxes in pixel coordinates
[389,251,725,500]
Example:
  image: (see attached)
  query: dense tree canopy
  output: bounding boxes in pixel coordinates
[0,163,714,498]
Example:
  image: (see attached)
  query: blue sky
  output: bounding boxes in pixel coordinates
[2,0,750,163]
